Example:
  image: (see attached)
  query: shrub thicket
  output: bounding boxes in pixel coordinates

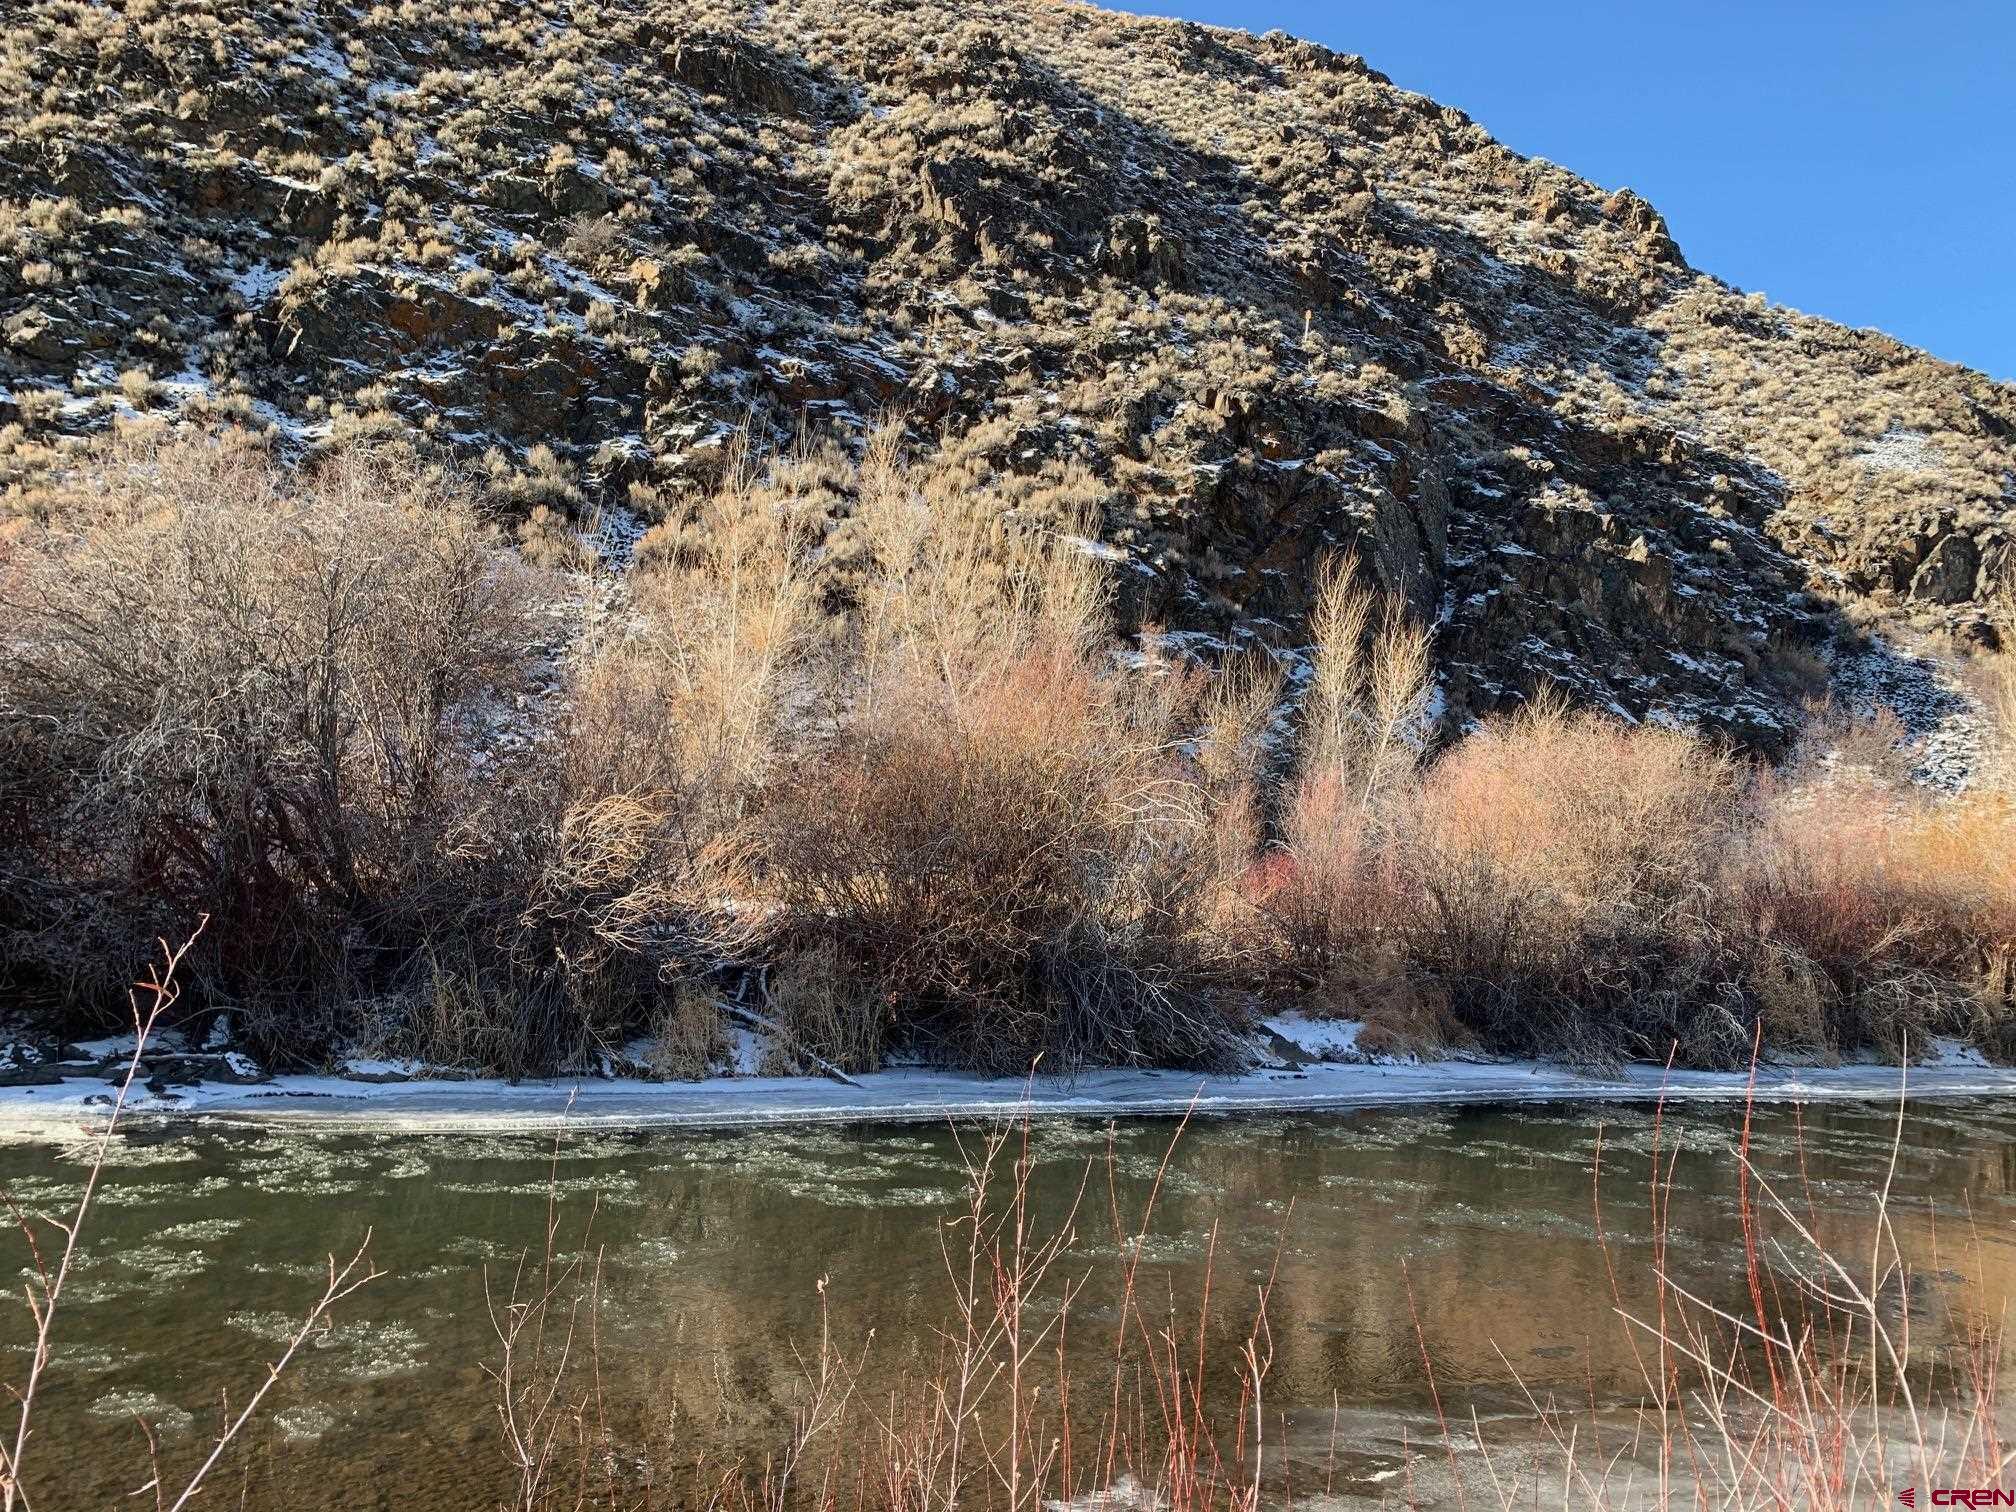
[750,449,1250,1073]
[1,439,532,1049]
[3,438,2014,1076]
[1259,600,2016,1067]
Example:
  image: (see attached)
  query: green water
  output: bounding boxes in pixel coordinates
[3,1099,2012,1508]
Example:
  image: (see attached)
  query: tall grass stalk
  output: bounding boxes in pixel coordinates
[1446,1066,2008,1510]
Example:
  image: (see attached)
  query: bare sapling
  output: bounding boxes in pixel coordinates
[0,917,379,1512]
[1432,1061,2007,1510]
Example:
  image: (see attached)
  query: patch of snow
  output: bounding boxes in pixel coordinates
[1047,1475,1164,1512]
[2,1052,2013,1137]
[1924,1037,1991,1069]
[230,261,287,306]
[728,1024,770,1077]
[1065,534,1130,564]
[290,44,351,81]
[154,365,215,404]
[337,1058,421,1082]
[1855,428,1944,475]
[585,502,647,569]
[1261,1013,1363,1061]
[1823,636,1985,791]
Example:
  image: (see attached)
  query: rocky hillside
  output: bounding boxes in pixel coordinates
[3,0,2012,749]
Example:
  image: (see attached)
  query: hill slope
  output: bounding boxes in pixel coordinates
[2,0,2013,747]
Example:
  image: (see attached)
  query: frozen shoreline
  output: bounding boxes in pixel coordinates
[3,1045,2015,1136]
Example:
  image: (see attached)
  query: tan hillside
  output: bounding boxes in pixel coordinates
[2,0,2011,750]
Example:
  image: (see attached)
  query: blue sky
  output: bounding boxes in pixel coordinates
[1105,0,2013,381]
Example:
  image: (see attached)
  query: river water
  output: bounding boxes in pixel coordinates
[3,1098,2012,1509]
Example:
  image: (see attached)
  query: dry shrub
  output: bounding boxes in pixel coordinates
[1191,649,1282,908]
[1991,660,2016,791]
[1249,558,1429,989]
[1297,551,1432,813]
[1742,773,2016,1057]
[1993,651,2016,781]
[762,649,1238,1074]
[1267,672,2016,1067]
[646,982,727,1081]
[1398,698,1751,1064]
[0,436,530,1040]
[0,695,102,1010]
[762,942,884,1076]
[378,462,829,1076]
[1987,569,2016,789]
[1266,643,1758,1065]
[1794,701,1917,788]
[1743,940,1846,1057]
[1759,634,1832,701]
[755,455,1245,1075]
[514,503,597,573]
[1258,776,1412,992]
[9,428,2009,1080]
[406,739,762,1077]
[1332,974,1469,1061]
[849,427,1108,706]
[597,476,822,837]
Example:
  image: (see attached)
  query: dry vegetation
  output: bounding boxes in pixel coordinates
[1439,1091,2009,1510]
[1264,686,2016,1069]
[3,437,2014,1076]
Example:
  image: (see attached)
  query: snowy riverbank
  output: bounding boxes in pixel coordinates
[1,1020,2013,1134]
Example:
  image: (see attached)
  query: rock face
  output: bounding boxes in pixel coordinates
[2,0,2011,748]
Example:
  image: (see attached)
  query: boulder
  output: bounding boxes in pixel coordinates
[1909,532,1980,605]
[1097,214,1188,287]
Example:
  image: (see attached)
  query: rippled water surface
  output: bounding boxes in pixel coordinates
[6,1098,2016,1508]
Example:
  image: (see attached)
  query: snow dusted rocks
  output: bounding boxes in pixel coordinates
[1825,634,1989,791]
[0,1040,62,1087]
[1,0,2010,750]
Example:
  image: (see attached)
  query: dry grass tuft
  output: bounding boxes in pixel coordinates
[762,942,885,1076]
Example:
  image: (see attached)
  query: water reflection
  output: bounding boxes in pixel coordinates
[0,1098,2010,1507]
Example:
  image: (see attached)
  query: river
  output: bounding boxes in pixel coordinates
[3,1098,2011,1508]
